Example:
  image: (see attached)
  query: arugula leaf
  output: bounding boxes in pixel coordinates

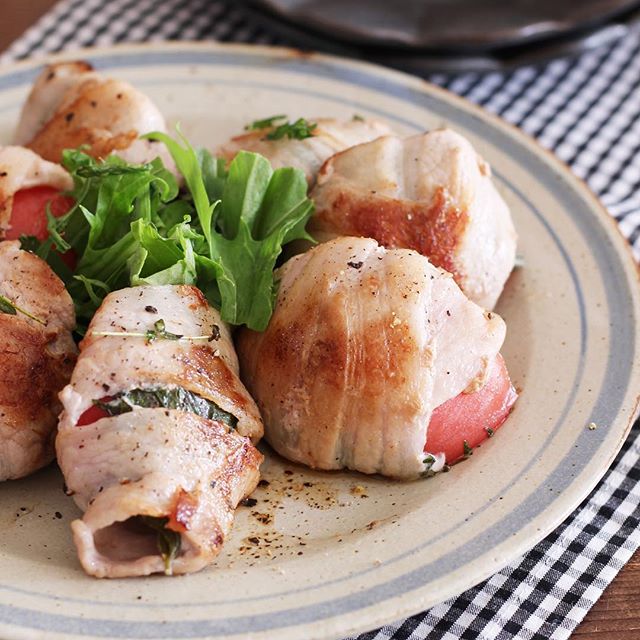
[197,148,227,203]
[51,150,178,324]
[42,152,174,261]
[29,130,314,332]
[254,167,314,243]
[148,132,314,329]
[69,230,139,319]
[194,254,223,309]
[209,216,303,330]
[38,152,179,326]
[143,131,216,252]
[219,151,272,240]
[128,219,197,287]
[72,275,110,311]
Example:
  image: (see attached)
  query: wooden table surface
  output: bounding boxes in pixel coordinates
[1,1,639,638]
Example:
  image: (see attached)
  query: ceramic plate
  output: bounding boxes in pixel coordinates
[0,43,639,640]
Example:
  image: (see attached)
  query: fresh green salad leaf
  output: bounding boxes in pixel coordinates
[26,131,314,331]
[144,131,314,330]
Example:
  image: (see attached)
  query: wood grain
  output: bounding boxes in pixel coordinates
[574,550,640,638]
[0,2,638,639]
[0,0,59,54]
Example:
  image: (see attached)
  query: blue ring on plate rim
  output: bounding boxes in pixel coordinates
[0,47,634,637]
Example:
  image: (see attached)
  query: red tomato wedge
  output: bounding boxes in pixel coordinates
[425,354,517,463]
[6,186,74,241]
[76,401,111,427]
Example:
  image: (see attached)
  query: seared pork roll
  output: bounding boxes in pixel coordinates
[60,409,261,578]
[15,61,171,167]
[57,284,263,577]
[310,129,517,309]
[61,285,263,440]
[237,237,516,480]
[218,117,392,186]
[0,240,76,480]
[0,146,72,237]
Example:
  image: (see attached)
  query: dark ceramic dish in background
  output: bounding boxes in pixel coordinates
[243,0,640,71]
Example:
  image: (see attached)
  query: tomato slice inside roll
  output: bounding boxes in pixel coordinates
[76,402,110,427]
[425,354,517,464]
[6,186,73,241]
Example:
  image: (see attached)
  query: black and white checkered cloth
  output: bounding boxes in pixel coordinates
[3,2,640,638]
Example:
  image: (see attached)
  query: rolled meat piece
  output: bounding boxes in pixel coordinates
[57,284,264,577]
[310,129,517,309]
[0,145,72,237]
[61,284,263,440]
[61,409,262,578]
[14,61,173,168]
[236,237,516,480]
[218,117,393,186]
[0,240,76,480]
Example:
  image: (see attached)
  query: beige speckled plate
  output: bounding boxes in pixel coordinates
[0,42,639,640]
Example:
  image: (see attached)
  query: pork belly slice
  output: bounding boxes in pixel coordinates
[14,61,172,168]
[218,117,393,186]
[61,284,263,442]
[0,145,72,235]
[0,241,76,480]
[237,237,507,479]
[310,129,517,309]
[57,408,262,578]
[58,284,264,577]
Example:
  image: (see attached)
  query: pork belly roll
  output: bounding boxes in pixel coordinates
[57,284,263,577]
[218,117,392,186]
[61,284,263,440]
[60,409,262,578]
[310,129,517,309]
[0,145,72,237]
[0,241,76,480]
[14,61,172,167]
[237,237,516,480]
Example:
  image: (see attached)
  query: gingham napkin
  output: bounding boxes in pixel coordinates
[3,2,640,638]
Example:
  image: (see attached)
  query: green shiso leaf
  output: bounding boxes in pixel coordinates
[95,386,238,428]
[139,516,181,576]
[27,129,314,332]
